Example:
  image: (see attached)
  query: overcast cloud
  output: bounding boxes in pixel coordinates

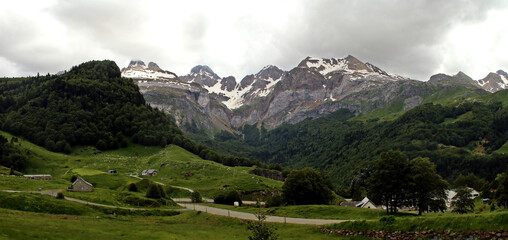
[1,0,507,81]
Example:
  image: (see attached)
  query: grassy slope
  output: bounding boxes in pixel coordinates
[328,211,508,232]
[495,140,508,154]
[356,87,504,122]
[0,208,338,240]
[0,131,282,200]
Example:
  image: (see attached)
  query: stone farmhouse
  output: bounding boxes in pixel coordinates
[67,176,93,192]
[141,169,158,176]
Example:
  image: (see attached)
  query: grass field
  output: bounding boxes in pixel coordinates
[0,208,342,240]
[198,203,388,220]
[327,211,508,232]
[2,130,508,239]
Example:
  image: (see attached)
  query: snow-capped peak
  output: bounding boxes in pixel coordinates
[300,56,350,75]
[121,60,177,81]
[299,55,406,81]
[475,70,508,92]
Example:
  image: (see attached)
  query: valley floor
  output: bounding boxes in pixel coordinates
[0,208,340,240]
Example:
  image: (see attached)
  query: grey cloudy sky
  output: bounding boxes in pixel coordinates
[1,0,507,81]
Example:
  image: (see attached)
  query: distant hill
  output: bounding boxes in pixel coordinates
[0,60,182,154]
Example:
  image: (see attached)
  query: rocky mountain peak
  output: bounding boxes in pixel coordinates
[297,55,374,76]
[191,65,217,76]
[128,60,146,68]
[477,70,508,92]
[428,73,451,83]
[344,55,371,71]
[455,71,472,80]
[147,62,162,71]
[181,65,220,88]
[121,60,177,81]
[256,65,284,81]
[497,70,508,78]
[220,76,237,92]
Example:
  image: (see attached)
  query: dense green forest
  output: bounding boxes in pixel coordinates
[196,97,508,188]
[0,61,181,153]
[0,135,27,171]
[0,61,257,170]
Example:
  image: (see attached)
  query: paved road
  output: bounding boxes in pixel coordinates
[179,203,348,225]
[173,198,214,203]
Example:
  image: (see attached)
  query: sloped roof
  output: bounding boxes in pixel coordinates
[356,197,374,208]
[340,197,375,208]
[72,176,93,187]
[340,201,360,207]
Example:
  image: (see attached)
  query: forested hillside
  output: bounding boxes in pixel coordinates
[0,61,182,154]
[198,92,508,187]
[0,61,257,171]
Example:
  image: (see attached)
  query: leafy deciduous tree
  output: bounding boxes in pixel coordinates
[367,150,410,214]
[409,157,448,215]
[451,187,475,214]
[282,167,333,205]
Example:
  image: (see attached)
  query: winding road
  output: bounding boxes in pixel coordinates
[0,189,349,225]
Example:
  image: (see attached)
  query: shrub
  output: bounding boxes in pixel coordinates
[165,186,190,198]
[247,210,278,240]
[146,184,163,199]
[135,179,152,192]
[266,194,284,207]
[191,191,203,203]
[122,195,160,207]
[379,216,395,225]
[144,184,166,198]
[128,183,138,192]
[70,175,77,183]
[214,190,242,205]
[56,192,64,199]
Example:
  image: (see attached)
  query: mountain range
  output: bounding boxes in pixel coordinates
[121,56,507,134]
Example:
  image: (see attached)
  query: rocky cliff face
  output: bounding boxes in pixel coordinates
[121,56,499,134]
[477,70,508,92]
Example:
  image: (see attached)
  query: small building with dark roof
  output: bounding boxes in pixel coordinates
[23,174,53,180]
[67,176,93,192]
[141,169,158,176]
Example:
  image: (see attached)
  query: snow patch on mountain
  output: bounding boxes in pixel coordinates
[500,74,508,84]
[475,70,508,92]
[121,60,177,80]
[302,56,406,81]
[305,57,349,75]
[256,76,283,97]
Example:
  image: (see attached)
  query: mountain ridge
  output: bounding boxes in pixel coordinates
[120,55,505,133]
